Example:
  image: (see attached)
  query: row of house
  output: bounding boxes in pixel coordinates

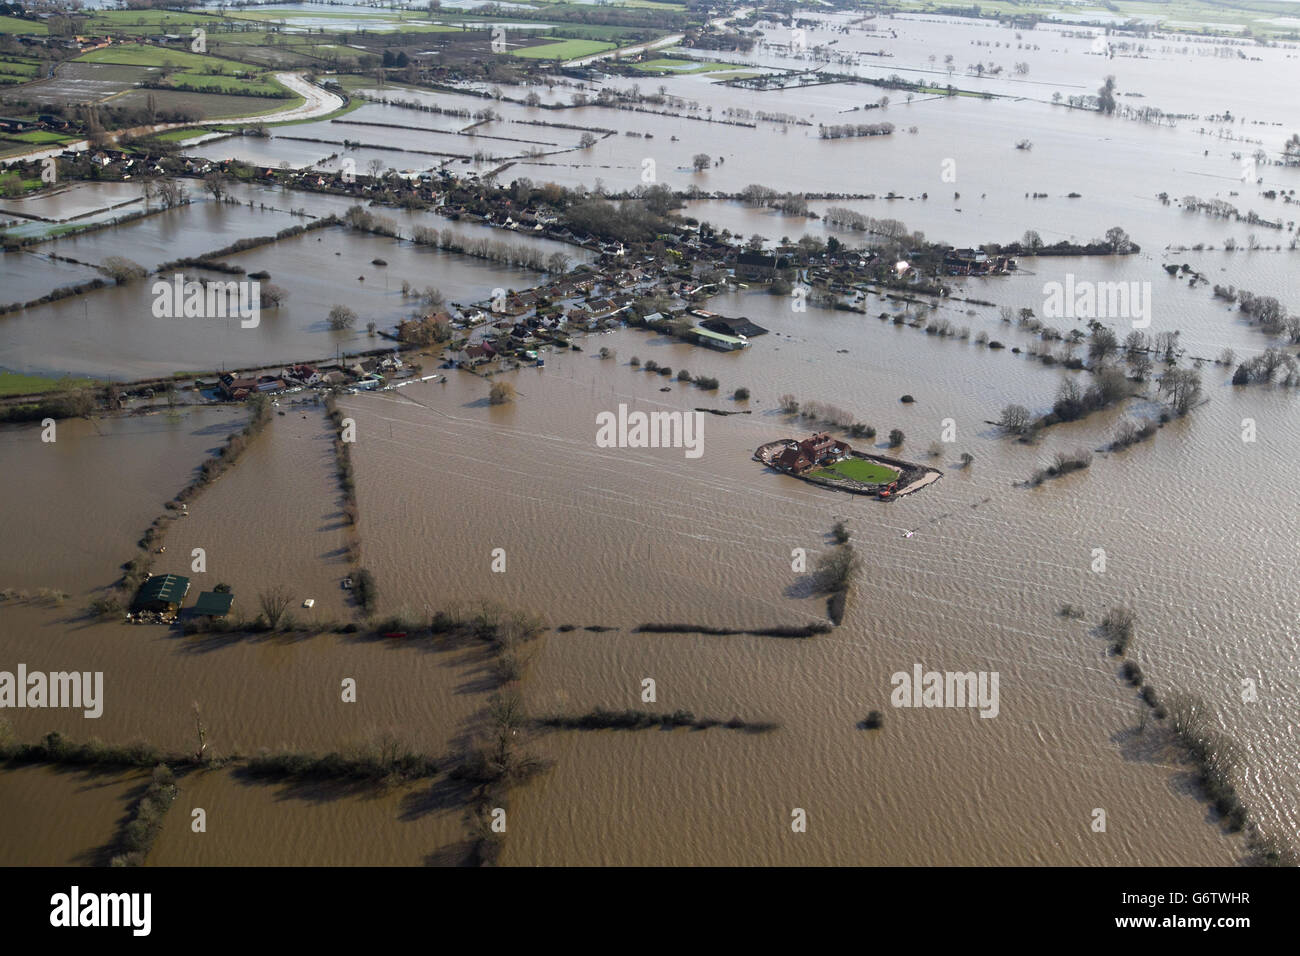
[218,373,286,400]
[215,352,407,400]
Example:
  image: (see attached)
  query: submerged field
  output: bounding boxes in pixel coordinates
[1,6,1298,868]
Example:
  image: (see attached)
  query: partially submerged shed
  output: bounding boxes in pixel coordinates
[132,574,191,613]
[192,591,234,618]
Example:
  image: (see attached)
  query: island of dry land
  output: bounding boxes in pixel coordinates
[755,434,942,499]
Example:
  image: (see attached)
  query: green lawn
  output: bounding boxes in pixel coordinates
[168,70,287,96]
[811,458,900,485]
[511,39,616,61]
[8,130,71,144]
[0,373,99,398]
[145,127,208,142]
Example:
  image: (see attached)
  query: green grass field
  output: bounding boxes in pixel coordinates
[85,10,229,33]
[0,15,46,35]
[0,373,99,398]
[78,45,244,72]
[167,70,287,96]
[511,39,616,61]
[229,10,459,32]
[7,130,71,144]
[0,58,39,76]
[145,127,208,143]
[812,458,900,485]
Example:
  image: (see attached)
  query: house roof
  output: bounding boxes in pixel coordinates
[135,573,190,606]
[692,326,745,345]
[193,591,234,616]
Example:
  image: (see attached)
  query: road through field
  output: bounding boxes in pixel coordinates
[1,73,344,166]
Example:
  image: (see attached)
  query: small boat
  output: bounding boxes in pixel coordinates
[303,598,315,608]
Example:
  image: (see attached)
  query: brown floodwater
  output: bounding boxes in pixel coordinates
[0,764,145,867]
[0,407,244,597]
[2,11,1298,865]
[334,319,1292,865]
[146,766,468,866]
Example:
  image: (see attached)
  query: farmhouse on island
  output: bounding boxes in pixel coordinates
[774,432,851,475]
[755,434,941,499]
[131,573,190,615]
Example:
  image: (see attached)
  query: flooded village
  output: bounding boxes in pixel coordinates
[1,0,1299,872]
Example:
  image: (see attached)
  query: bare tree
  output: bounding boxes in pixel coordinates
[998,404,1032,435]
[327,305,357,330]
[258,586,292,629]
[1159,367,1202,416]
[155,179,187,209]
[203,170,228,202]
[258,284,288,308]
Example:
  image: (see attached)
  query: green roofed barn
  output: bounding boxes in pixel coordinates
[192,591,234,619]
[132,573,191,613]
[691,325,750,351]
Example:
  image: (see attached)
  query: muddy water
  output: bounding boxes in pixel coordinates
[163,409,354,621]
[0,226,551,379]
[339,312,1294,864]
[3,12,1298,865]
[0,181,144,223]
[146,767,468,866]
[0,764,146,866]
[0,406,495,765]
[0,600,495,762]
[0,408,245,597]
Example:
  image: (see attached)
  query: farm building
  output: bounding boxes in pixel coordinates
[192,591,234,619]
[691,326,750,351]
[131,574,191,613]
